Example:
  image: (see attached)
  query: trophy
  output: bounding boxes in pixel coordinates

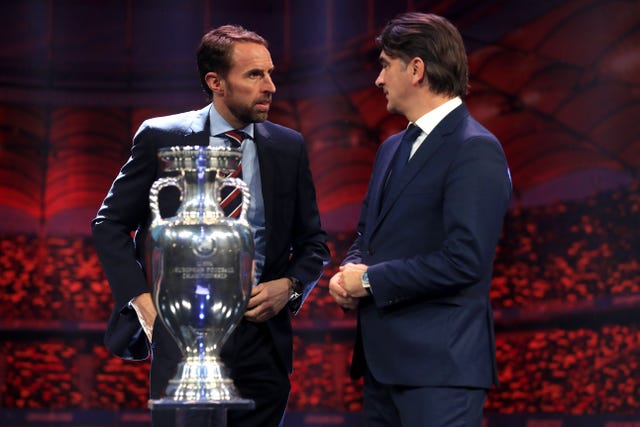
[146,146,255,410]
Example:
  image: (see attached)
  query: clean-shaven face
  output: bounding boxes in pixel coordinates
[375,51,412,116]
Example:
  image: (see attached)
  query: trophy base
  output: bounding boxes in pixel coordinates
[149,398,255,427]
[153,356,252,403]
[148,355,256,425]
[148,398,255,410]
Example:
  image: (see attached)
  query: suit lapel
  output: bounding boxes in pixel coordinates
[370,136,401,217]
[370,104,469,236]
[377,131,446,218]
[253,123,275,244]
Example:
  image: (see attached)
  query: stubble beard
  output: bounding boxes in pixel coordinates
[228,101,269,124]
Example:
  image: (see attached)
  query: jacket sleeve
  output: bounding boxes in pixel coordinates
[91,122,159,312]
[286,141,331,313]
[367,134,512,307]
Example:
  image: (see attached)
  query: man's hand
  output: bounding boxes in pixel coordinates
[329,262,370,309]
[130,292,157,342]
[328,270,359,310]
[340,263,369,298]
[245,277,291,323]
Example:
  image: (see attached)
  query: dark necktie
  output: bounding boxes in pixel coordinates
[220,130,246,218]
[383,124,422,199]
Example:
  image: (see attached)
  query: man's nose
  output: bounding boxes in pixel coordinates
[264,75,276,93]
[375,71,384,87]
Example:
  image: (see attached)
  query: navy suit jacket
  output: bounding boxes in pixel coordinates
[92,105,329,371]
[344,104,511,388]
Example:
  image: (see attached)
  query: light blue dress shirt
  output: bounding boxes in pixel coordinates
[208,106,266,286]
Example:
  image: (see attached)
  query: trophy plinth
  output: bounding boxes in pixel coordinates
[149,355,255,410]
[146,146,255,411]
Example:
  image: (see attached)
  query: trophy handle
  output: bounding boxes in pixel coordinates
[149,177,183,226]
[216,177,251,222]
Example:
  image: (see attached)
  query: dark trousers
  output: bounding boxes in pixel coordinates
[363,367,487,427]
[150,318,290,427]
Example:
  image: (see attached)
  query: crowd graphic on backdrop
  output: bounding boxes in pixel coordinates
[1,182,639,415]
[0,0,638,425]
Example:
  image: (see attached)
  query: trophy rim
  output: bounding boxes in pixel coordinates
[157,145,241,155]
[157,145,241,172]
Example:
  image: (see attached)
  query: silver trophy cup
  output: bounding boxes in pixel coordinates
[146,146,254,407]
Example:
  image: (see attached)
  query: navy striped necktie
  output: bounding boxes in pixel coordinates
[385,124,421,188]
[220,130,247,218]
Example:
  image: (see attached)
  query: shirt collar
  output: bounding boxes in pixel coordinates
[209,104,255,139]
[413,97,462,135]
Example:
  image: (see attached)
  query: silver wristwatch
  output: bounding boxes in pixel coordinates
[361,269,371,292]
[288,277,303,302]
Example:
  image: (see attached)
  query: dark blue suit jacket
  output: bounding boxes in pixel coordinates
[92,105,329,372]
[344,104,511,388]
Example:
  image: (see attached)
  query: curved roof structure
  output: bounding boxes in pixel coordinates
[0,0,637,233]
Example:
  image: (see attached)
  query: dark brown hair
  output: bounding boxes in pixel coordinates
[376,12,469,97]
[197,25,268,99]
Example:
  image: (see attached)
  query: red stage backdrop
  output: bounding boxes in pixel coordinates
[0,1,639,426]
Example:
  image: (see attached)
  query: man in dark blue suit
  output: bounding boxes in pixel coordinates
[329,13,512,427]
[92,25,330,427]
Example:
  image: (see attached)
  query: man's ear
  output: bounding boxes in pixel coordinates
[205,72,224,95]
[410,57,425,85]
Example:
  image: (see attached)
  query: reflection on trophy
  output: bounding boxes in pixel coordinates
[146,146,255,409]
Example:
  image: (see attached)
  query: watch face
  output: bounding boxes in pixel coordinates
[289,291,301,301]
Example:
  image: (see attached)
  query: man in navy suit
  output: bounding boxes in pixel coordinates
[92,25,330,427]
[329,13,512,427]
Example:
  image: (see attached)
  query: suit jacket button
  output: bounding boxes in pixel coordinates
[368,247,375,255]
